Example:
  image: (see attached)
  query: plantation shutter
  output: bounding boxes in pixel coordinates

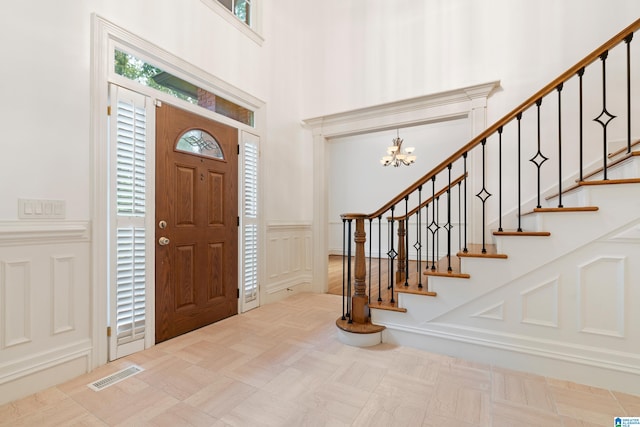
[108,85,153,360]
[241,131,260,312]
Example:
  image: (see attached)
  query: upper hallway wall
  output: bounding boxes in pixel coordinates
[299,0,640,125]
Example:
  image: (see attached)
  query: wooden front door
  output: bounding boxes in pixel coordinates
[155,103,238,343]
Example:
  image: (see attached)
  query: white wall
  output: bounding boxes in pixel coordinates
[327,119,470,253]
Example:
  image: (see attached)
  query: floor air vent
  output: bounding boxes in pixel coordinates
[87,365,144,391]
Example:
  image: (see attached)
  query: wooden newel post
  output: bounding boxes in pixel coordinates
[396,219,406,284]
[351,215,369,324]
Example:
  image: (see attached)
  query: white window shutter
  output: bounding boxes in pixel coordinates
[241,132,260,311]
[108,84,151,360]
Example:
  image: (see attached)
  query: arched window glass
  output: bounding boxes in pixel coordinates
[176,129,225,159]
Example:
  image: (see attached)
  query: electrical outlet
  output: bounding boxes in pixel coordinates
[19,199,66,219]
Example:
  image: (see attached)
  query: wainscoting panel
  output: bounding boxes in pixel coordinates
[2,260,31,348]
[51,256,76,335]
[264,223,312,301]
[0,221,92,405]
[578,255,626,338]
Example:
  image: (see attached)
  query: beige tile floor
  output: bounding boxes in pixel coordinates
[1,293,638,426]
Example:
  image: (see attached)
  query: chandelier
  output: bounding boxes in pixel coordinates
[380,130,416,167]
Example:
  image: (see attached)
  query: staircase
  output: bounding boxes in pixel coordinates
[336,19,640,395]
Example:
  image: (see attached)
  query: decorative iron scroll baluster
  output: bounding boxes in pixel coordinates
[557,83,564,208]
[388,205,396,303]
[446,164,453,272]
[341,218,346,320]
[476,139,491,253]
[498,127,503,231]
[594,50,617,180]
[530,99,548,208]
[425,200,430,270]
[378,215,382,302]
[416,185,423,288]
[517,113,523,232]
[463,152,468,253]
[626,33,634,153]
[347,219,352,322]
[428,177,439,270]
[404,195,410,286]
[578,67,585,182]
[368,218,372,304]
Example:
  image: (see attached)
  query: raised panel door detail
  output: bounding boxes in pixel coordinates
[208,243,224,300]
[175,245,196,309]
[175,166,196,226]
[208,171,224,226]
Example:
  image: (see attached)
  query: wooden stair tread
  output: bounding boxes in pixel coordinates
[493,230,551,236]
[545,150,639,201]
[368,300,408,312]
[580,150,639,182]
[532,206,599,213]
[457,243,507,259]
[336,317,386,333]
[423,256,470,278]
[395,283,437,297]
[579,178,640,185]
[608,141,640,158]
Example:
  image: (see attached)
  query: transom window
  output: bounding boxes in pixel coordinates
[218,0,251,26]
[114,50,254,127]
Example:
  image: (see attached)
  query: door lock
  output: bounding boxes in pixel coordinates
[158,237,170,246]
[158,220,167,229]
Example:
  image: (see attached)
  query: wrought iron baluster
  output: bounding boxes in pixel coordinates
[578,68,585,182]
[388,205,396,303]
[347,219,353,323]
[436,196,440,265]
[517,113,523,232]
[341,218,346,320]
[463,152,468,253]
[458,181,462,253]
[626,33,634,154]
[416,185,423,288]
[368,218,372,304]
[476,139,492,253]
[404,195,410,287]
[428,177,439,270]
[594,50,616,180]
[446,164,453,272]
[530,99,548,208]
[378,215,382,302]
[498,127,503,231]
[425,200,430,270]
[557,83,564,208]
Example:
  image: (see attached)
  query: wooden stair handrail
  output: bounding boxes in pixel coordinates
[341,18,640,222]
[387,173,467,221]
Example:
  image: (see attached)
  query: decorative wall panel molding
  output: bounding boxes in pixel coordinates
[578,256,626,338]
[51,256,75,335]
[472,301,504,321]
[607,222,640,243]
[265,223,312,294]
[1,260,31,348]
[521,277,559,328]
[0,221,90,246]
[0,220,91,405]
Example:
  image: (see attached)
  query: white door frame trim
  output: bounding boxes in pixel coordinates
[301,82,500,294]
[90,14,265,367]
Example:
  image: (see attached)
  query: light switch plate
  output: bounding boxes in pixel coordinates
[19,199,66,219]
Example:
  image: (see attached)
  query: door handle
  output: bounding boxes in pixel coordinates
[158,237,170,246]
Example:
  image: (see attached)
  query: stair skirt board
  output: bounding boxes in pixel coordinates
[377,322,640,396]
